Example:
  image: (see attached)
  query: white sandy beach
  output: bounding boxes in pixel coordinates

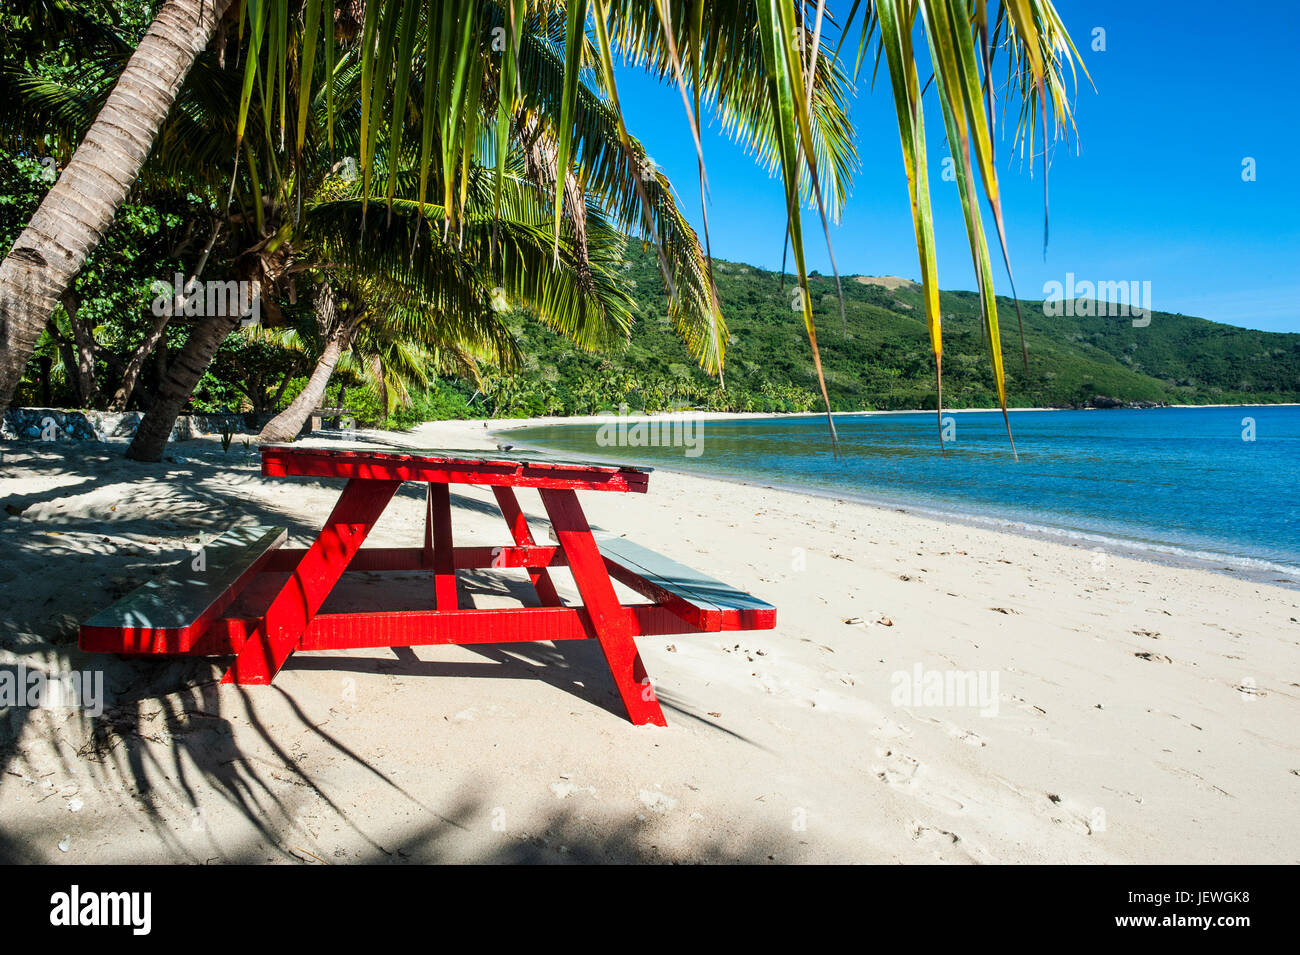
[0,418,1297,864]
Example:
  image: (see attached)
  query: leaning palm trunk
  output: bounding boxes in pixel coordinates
[256,327,355,443]
[0,0,234,413]
[125,313,240,462]
[258,285,355,444]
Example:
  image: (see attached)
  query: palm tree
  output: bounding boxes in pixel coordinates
[122,3,763,459]
[0,0,262,438]
[249,1,860,443]
[249,263,507,445]
[254,157,640,441]
[0,0,238,411]
[255,278,360,441]
[1,0,1084,447]
[338,317,487,424]
[0,1,860,415]
[228,0,1084,444]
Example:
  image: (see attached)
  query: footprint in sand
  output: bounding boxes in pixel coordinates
[1044,794,1101,835]
[873,747,920,785]
[873,748,967,814]
[909,822,976,863]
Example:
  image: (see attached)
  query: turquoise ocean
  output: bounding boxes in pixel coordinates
[508,406,1300,584]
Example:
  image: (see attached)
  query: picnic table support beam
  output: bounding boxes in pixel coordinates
[425,482,458,610]
[492,486,561,607]
[423,485,434,565]
[221,478,402,685]
[540,488,666,727]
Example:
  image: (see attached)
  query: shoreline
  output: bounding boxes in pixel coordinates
[484,402,1300,429]
[490,412,1300,593]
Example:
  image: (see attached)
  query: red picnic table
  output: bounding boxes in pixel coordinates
[80,445,776,725]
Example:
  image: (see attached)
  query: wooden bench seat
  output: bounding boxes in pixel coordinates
[305,407,359,434]
[80,525,287,654]
[597,534,776,632]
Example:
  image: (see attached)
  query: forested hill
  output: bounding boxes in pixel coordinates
[490,244,1300,416]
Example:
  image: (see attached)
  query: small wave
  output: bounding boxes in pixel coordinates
[675,466,1300,583]
[929,509,1300,578]
[507,416,1300,587]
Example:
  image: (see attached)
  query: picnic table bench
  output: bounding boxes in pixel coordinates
[79,445,776,725]
[305,407,359,433]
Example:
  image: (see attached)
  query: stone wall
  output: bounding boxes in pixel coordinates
[1,408,268,443]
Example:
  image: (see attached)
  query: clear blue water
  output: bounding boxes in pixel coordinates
[509,406,1300,579]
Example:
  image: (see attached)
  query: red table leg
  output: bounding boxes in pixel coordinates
[540,488,667,726]
[425,482,458,610]
[492,486,562,607]
[222,478,401,685]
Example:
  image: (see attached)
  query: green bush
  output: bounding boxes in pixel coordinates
[384,381,476,429]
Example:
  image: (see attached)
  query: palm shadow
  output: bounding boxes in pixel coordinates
[0,437,767,863]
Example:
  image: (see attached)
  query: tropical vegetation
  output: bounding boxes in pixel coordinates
[0,0,1087,454]
[477,247,1300,416]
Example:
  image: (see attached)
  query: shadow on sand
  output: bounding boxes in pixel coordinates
[0,438,781,863]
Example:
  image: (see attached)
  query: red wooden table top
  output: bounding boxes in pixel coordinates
[260,445,652,493]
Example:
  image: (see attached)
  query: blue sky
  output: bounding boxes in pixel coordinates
[612,0,1300,333]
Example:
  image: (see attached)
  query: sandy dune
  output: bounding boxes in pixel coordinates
[0,419,1296,863]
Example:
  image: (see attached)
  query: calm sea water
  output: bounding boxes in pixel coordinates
[509,406,1300,579]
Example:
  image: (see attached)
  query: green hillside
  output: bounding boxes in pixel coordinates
[478,245,1300,417]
